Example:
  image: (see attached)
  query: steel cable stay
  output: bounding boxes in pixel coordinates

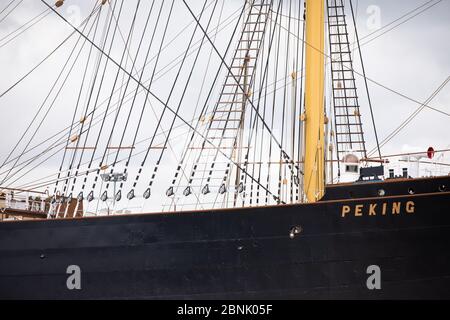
[9,131,204,196]
[244,37,266,207]
[2,0,441,150]
[184,0,246,210]
[358,0,444,48]
[237,0,277,207]
[9,118,206,193]
[2,77,295,191]
[137,0,222,208]
[60,0,124,211]
[10,110,281,203]
[99,0,203,208]
[4,5,102,190]
[15,70,446,206]
[0,0,23,24]
[123,0,243,210]
[265,0,284,205]
[54,5,106,207]
[182,0,295,169]
[0,3,241,174]
[0,8,52,49]
[121,0,177,202]
[164,0,227,212]
[0,88,235,185]
[165,0,250,208]
[0,5,101,101]
[277,0,293,203]
[0,4,302,182]
[256,0,444,99]
[253,10,277,207]
[293,0,304,202]
[32,0,446,208]
[71,0,134,206]
[1,12,103,193]
[263,1,450,170]
[237,0,285,207]
[174,0,297,209]
[260,0,450,118]
[190,0,268,208]
[7,42,442,198]
[85,0,141,197]
[213,0,286,207]
[0,4,102,186]
[349,0,381,160]
[244,5,273,208]
[99,0,164,206]
[0,5,102,173]
[19,137,450,196]
[137,0,216,203]
[92,0,155,204]
[296,12,306,202]
[0,14,218,175]
[41,0,283,203]
[0,69,308,192]
[3,0,248,191]
[367,76,450,158]
[183,0,268,206]
[0,0,16,16]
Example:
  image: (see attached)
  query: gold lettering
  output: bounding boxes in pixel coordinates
[392,202,401,215]
[369,204,377,216]
[406,201,415,214]
[382,203,387,215]
[355,205,363,217]
[342,205,351,218]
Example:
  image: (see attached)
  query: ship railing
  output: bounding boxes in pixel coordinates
[362,148,450,179]
[0,190,47,213]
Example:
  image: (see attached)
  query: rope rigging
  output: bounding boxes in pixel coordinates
[2,0,448,216]
[40,0,283,205]
[182,0,295,163]
[0,3,102,186]
[41,0,282,206]
[143,0,218,198]
[56,3,106,203]
[7,0,443,188]
[0,8,52,49]
[367,76,450,158]
[165,0,249,210]
[0,1,243,182]
[0,5,102,172]
[0,0,24,24]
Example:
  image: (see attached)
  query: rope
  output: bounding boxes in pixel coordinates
[368,76,450,157]
[350,0,380,160]
[0,0,23,24]
[0,4,102,185]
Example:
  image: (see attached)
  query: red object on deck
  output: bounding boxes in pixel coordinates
[427,147,435,159]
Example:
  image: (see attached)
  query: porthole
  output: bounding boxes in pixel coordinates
[378,189,386,197]
[439,185,446,192]
[289,226,303,239]
[408,188,415,195]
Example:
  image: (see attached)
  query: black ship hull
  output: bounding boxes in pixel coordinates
[1,176,449,299]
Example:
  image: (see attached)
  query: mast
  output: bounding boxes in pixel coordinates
[303,0,326,202]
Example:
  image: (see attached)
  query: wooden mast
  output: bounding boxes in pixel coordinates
[303,0,326,202]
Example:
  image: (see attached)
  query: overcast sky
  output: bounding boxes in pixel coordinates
[0,0,448,210]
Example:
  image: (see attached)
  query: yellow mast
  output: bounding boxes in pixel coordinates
[303,0,326,202]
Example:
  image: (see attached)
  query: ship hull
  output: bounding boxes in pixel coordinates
[1,177,450,299]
